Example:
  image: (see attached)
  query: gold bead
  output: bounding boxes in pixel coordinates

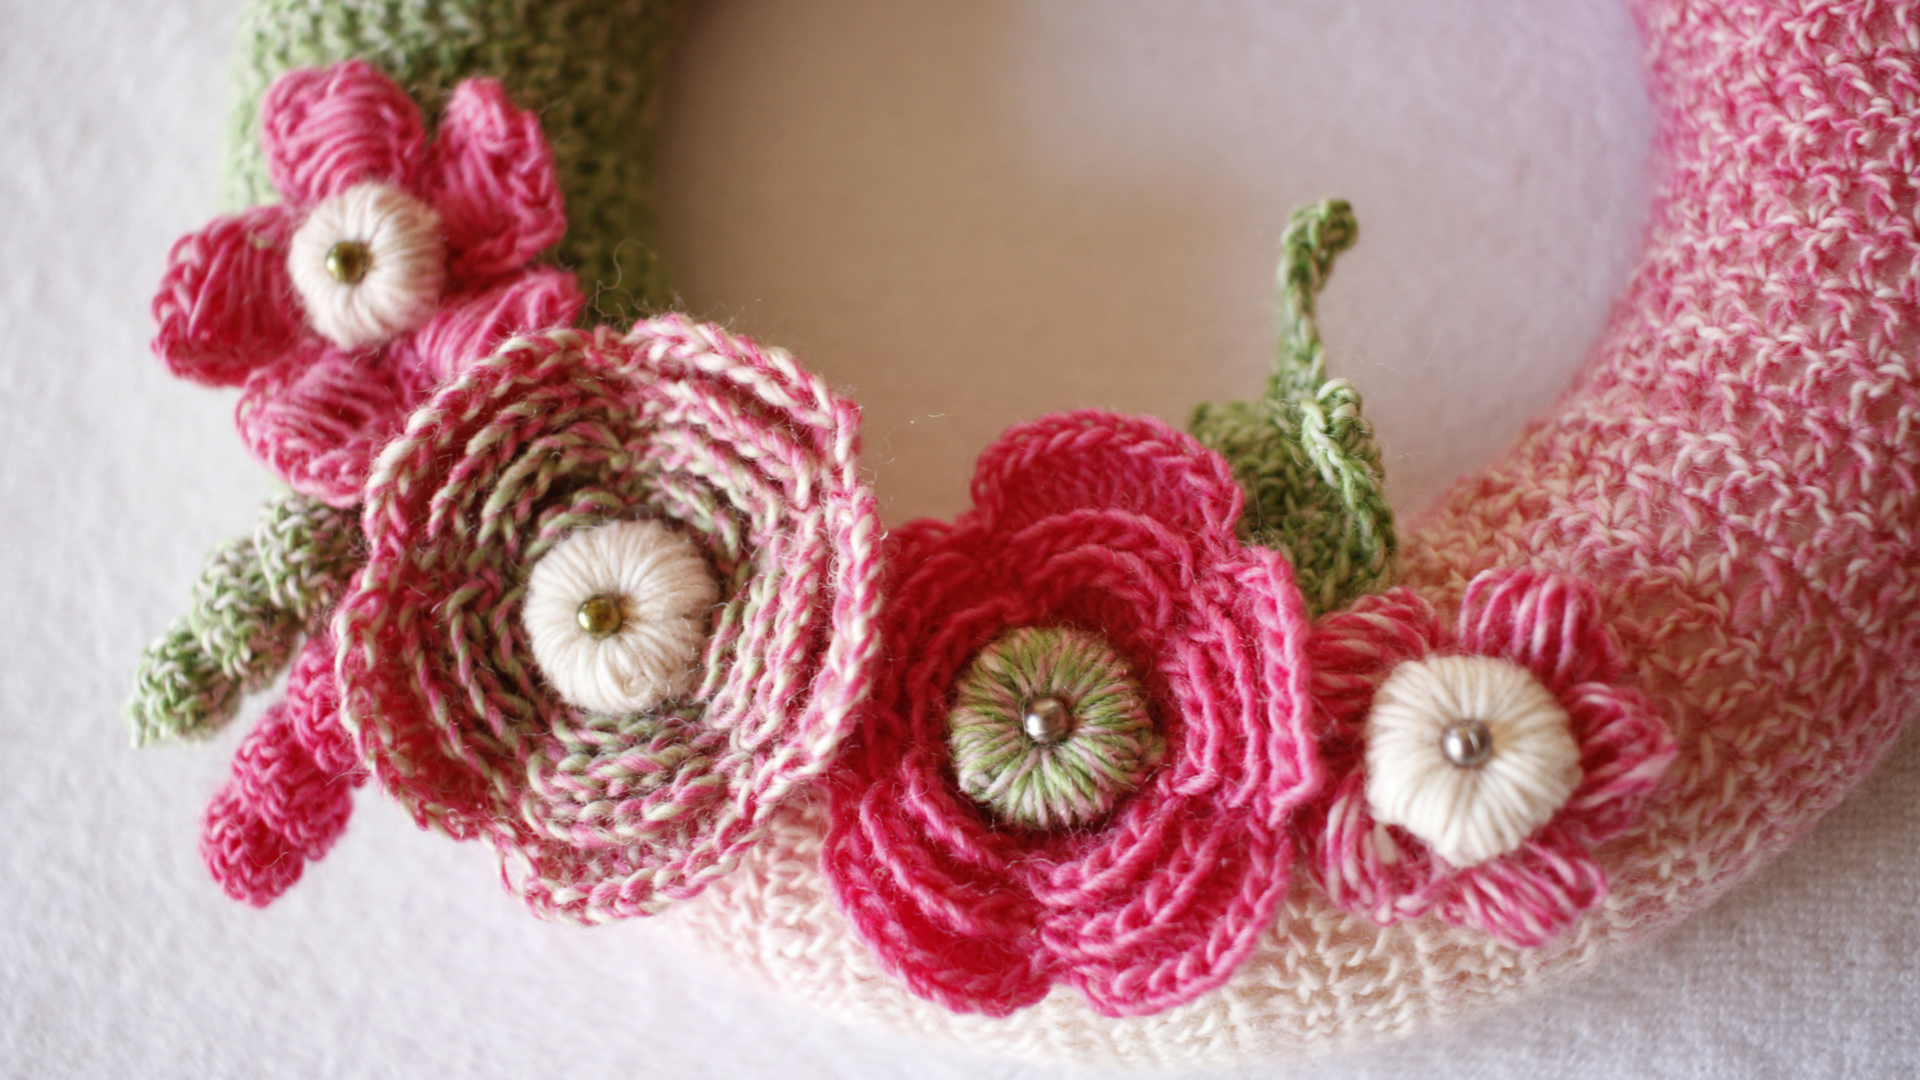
[325,240,371,284]
[575,595,624,638]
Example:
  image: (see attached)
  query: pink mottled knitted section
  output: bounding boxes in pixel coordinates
[202,632,365,905]
[669,0,1920,1063]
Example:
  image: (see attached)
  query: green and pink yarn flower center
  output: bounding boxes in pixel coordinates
[948,626,1163,830]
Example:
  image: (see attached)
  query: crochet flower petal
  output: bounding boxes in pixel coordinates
[969,410,1245,540]
[1050,801,1293,1017]
[1308,587,1446,728]
[823,765,1053,1016]
[395,266,585,390]
[1559,682,1678,842]
[1303,771,1445,925]
[236,343,414,508]
[262,60,426,205]
[1455,568,1623,692]
[151,204,302,386]
[1432,826,1608,948]
[422,77,569,285]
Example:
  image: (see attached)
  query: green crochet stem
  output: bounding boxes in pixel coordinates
[223,0,682,321]
[127,494,360,747]
[1190,199,1395,616]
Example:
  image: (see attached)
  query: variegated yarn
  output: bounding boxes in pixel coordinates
[127,493,358,746]
[669,0,1920,1064]
[225,0,682,319]
[332,316,884,920]
[125,0,1920,1065]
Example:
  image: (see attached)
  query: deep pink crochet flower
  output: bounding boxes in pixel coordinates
[334,318,882,921]
[151,60,583,506]
[1300,568,1677,948]
[822,410,1320,1018]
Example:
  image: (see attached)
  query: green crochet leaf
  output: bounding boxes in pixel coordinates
[1190,199,1394,617]
[127,494,360,746]
[224,0,683,321]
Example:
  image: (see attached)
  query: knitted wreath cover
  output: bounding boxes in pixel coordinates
[126,0,1920,1067]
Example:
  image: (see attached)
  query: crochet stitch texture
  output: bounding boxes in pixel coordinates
[1301,569,1677,948]
[333,316,883,919]
[128,0,1920,1063]
[669,0,1920,1063]
[153,60,583,505]
[820,410,1320,1018]
[224,0,681,319]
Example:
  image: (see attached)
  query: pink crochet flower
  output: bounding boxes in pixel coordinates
[1301,569,1678,948]
[822,410,1320,1018]
[334,317,882,921]
[151,60,583,506]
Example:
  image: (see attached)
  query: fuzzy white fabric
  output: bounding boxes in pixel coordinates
[286,181,445,350]
[522,519,719,716]
[1364,656,1580,867]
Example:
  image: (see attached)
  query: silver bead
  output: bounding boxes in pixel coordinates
[1441,718,1494,767]
[1022,695,1073,744]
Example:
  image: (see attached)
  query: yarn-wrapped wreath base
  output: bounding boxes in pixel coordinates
[334,317,881,920]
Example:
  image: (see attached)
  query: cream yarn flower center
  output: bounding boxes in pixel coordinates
[287,181,446,350]
[522,519,719,717]
[1364,654,1581,867]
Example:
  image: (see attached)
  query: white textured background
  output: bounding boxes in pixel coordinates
[2,0,1915,1076]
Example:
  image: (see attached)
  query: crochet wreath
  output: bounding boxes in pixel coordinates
[127,0,1920,1067]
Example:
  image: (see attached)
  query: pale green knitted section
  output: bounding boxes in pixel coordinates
[127,494,360,746]
[1190,199,1394,617]
[222,0,682,321]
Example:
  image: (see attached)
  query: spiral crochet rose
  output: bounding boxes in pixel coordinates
[1301,568,1678,947]
[151,59,583,506]
[334,317,882,920]
[821,410,1320,1018]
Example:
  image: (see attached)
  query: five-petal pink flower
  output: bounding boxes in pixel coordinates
[151,60,583,505]
[1300,568,1678,947]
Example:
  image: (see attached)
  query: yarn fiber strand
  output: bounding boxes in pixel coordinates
[1191,199,1396,616]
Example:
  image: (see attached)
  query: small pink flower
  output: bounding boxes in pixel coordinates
[1301,568,1678,948]
[822,410,1320,1017]
[151,60,583,506]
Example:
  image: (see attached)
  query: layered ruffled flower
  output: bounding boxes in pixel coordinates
[333,317,882,919]
[822,410,1320,1017]
[151,59,583,506]
[1301,568,1677,947]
